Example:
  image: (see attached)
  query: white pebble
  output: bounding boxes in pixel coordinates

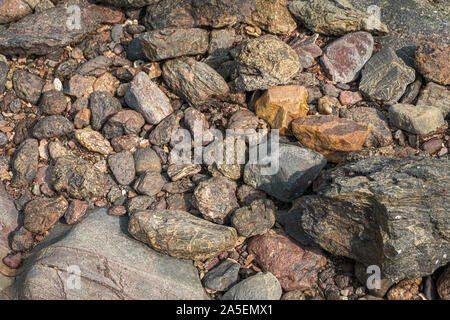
[53,78,63,91]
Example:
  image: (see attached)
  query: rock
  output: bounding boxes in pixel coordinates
[148,110,183,146]
[236,184,266,206]
[322,83,341,98]
[288,0,388,36]
[126,38,147,61]
[339,91,363,105]
[193,176,239,225]
[202,260,240,292]
[48,140,71,160]
[128,209,237,261]
[284,156,450,282]
[33,115,74,139]
[126,195,155,214]
[10,227,33,252]
[0,184,19,275]
[0,62,8,95]
[231,199,275,238]
[111,134,140,152]
[140,28,209,62]
[75,129,113,155]
[125,72,173,125]
[245,0,297,35]
[255,85,308,135]
[66,74,94,99]
[421,138,443,155]
[386,279,421,300]
[12,70,44,104]
[415,42,449,86]
[167,164,201,182]
[388,104,445,135]
[318,96,340,115]
[145,0,256,30]
[244,143,326,202]
[292,116,370,162]
[133,171,166,197]
[340,107,393,148]
[23,197,68,234]
[92,0,158,7]
[228,110,259,131]
[0,0,104,56]
[359,47,416,104]
[11,139,39,188]
[39,90,67,115]
[437,266,450,300]
[321,32,374,84]
[102,110,145,140]
[75,56,112,77]
[416,82,450,119]
[162,58,229,107]
[0,133,7,147]
[208,29,238,57]
[400,79,423,105]
[18,207,206,299]
[233,35,300,91]
[290,34,323,60]
[64,200,89,225]
[74,108,90,129]
[0,0,32,24]
[52,155,107,200]
[248,234,327,291]
[222,272,282,300]
[89,91,122,131]
[133,147,161,174]
[107,151,135,186]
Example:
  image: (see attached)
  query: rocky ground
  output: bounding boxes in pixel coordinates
[0,0,449,300]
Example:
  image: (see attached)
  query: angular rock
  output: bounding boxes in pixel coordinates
[244,143,326,202]
[66,74,93,99]
[386,279,421,300]
[292,115,370,162]
[18,208,206,299]
[11,138,39,188]
[140,28,209,62]
[133,147,161,174]
[245,0,297,35]
[107,151,135,186]
[321,32,374,84]
[228,110,259,131]
[126,195,155,214]
[148,110,183,146]
[231,199,275,238]
[202,260,240,292]
[133,171,166,197]
[75,129,113,155]
[290,34,323,59]
[288,0,388,36]
[33,115,74,139]
[388,104,445,135]
[128,209,237,261]
[89,91,122,131]
[39,90,67,115]
[236,184,267,206]
[111,134,141,153]
[23,197,68,234]
[415,42,450,86]
[255,85,308,135]
[102,110,145,140]
[222,272,282,300]
[12,70,44,105]
[0,61,8,95]
[233,35,300,91]
[74,108,90,129]
[359,47,416,104]
[10,227,33,252]
[64,200,89,225]
[163,58,229,107]
[52,155,107,200]
[416,82,450,119]
[0,0,104,56]
[339,90,363,105]
[318,96,340,115]
[248,234,327,291]
[284,156,450,282]
[193,176,239,225]
[125,72,173,125]
[340,107,393,148]
[167,164,201,182]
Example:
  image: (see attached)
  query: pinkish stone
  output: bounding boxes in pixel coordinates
[321,32,374,83]
[339,91,363,105]
[64,200,89,225]
[290,34,322,58]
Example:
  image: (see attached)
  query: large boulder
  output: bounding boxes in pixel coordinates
[17,208,207,299]
[284,156,450,282]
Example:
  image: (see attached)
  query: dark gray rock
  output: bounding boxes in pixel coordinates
[388,104,445,135]
[102,110,145,140]
[0,61,8,95]
[231,199,275,238]
[133,171,166,197]
[222,272,282,300]
[107,151,135,186]
[11,139,39,188]
[284,156,450,282]
[126,38,147,61]
[148,110,183,146]
[12,70,44,105]
[32,115,74,139]
[202,260,240,292]
[39,90,68,115]
[89,91,122,131]
[0,133,7,147]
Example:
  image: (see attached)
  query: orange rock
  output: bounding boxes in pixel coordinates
[291,115,370,162]
[255,85,308,135]
[73,108,91,129]
[93,72,119,96]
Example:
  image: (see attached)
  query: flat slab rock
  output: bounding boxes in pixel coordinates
[284,156,450,282]
[16,208,206,299]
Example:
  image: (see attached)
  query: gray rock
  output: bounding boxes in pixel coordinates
[126,38,147,61]
[12,70,44,104]
[232,35,300,91]
[110,24,123,42]
[148,110,183,146]
[162,57,229,107]
[0,133,7,147]
[133,147,161,174]
[125,72,173,125]
[11,139,39,188]
[33,115,74,140]
[102,110,145,140]
[222,272,282,300]
[244,144,326,203]
[359,47,416,104]
[202,260,240,292]
[17,208,207,299]
[128,209,237,261]
[416,82,450,119]
[52,155,107,200]
[0,184,19,267]
[231,199,275,238]
[89,91,122,131]
[75,56,112,77]
[0,61,8,95]
[388,104,445,135]
[208,29,238,57]
[108,151,135,186]
[39,90,68,115]
[140,28,209,62]
[133,171,166,196]
[126,195,155,214]
[284,156,450,282]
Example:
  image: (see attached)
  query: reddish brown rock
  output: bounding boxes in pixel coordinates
[2,252,22,269]
[290,34,322,59]
[248,234,327,291]
[291,115,370,162]
[255,85,308,135]
[0,0,32,24]
[102,109,145,140]
[339,91,363,105]
[111,134,141,152]
[24,196,68,234]
[73,108,91,129]
[67,74,94,98]
[415,42,450,86]
[109,205,127,216]
[64,200,89,225]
